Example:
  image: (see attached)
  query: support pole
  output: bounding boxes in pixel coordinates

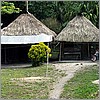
[59,42,62,61]
[88,43,90,59]
[5,46,7,64]
[46,42,49,77]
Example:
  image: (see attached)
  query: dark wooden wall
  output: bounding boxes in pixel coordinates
[1,42,99,64]
[61,42,99,60]
[1,44,31,64]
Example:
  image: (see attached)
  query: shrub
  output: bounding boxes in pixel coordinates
[28,42,52,67]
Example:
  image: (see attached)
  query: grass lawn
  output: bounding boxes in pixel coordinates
[60,65,99,99]
[1,64,65,99]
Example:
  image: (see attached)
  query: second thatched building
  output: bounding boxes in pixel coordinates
[55,15,99,60]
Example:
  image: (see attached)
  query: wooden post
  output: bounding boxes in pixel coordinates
[88,43,90,59]
[80,43,82,60]
[59,42,62,61]
[46,42,49,77]
[5,46,7,64]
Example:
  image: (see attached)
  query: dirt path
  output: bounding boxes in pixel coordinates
[49,62,97,99]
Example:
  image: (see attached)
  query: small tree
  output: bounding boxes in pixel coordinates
[28,42,51,67]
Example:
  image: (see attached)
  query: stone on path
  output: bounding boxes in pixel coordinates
[92,80,99,85]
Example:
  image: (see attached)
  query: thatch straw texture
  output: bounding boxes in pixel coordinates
[1,13,56,37]
[55,15,99,42]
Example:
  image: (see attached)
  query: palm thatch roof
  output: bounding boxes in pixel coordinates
[1,13,56,37]
[55,15,99,42]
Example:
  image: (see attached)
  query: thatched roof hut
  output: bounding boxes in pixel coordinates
[1,13,56,37]
[55,15,99,42]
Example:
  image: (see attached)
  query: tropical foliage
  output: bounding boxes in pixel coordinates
[28,42,51,67]
[1,1,99,32]
[1,1,21,14]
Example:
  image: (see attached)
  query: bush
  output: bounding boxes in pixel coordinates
[28,42,52,67]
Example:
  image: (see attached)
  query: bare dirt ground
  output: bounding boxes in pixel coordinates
[49,62,98,99]
[11,77,51,83]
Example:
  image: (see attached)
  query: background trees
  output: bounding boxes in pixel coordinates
[1,1,99,33]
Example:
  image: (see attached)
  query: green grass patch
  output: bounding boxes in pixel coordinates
[1,64,65,99]
[60,65,99,99]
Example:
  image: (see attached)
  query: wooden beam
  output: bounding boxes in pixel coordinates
[59,42,62,61]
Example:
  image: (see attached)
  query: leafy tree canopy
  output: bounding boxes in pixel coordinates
[1,1,99,32]
[1,1,21,14]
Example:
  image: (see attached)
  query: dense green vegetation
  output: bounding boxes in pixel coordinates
[1,1,21,14]
[60,65,99,99]
[1,1,99,33]
[28,42,51,66]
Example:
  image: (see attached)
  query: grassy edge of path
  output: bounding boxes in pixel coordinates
[60,65,99,99]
